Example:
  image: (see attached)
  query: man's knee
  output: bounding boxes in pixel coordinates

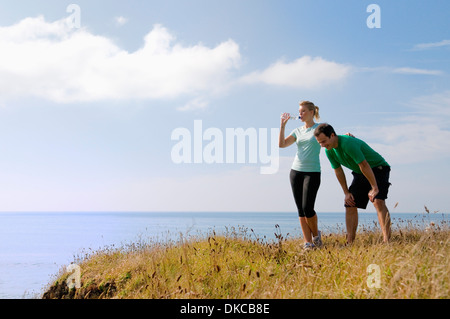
[373,199,386,211]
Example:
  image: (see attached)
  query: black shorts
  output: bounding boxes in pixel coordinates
[346,166,391,209]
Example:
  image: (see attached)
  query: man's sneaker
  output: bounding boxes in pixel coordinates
[303,242,316,250]
[312,231,323,248]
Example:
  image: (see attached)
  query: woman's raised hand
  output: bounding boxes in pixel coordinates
[280,113,290,127]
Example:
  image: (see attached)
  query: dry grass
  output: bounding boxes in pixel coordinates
[44,217,449,299]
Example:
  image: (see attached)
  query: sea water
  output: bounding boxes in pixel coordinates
[0,211,446,299]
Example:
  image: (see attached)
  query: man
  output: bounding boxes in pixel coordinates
[314,123,391,243]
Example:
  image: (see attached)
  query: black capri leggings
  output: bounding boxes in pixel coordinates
[289,170,321,218]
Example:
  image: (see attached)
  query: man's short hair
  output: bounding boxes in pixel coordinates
[314,123,336,138]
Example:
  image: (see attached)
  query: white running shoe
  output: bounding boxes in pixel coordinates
[303,242,316,250]
[313,231,323,248]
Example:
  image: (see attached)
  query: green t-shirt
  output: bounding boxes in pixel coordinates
[325,135,389,174]
[290,123,321,172]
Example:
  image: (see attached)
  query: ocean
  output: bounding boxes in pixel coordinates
[0,211,447,299]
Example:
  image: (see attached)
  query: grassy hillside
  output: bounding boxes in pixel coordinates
[43,219,449,299]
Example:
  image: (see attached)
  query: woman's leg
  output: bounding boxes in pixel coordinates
[290,170,313,243]
[302,173,321,238]
[306,214,319,238]
[299,217,313,243]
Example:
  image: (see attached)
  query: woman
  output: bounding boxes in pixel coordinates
[279,101,322,249]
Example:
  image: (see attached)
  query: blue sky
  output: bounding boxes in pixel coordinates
[0,0,449,213]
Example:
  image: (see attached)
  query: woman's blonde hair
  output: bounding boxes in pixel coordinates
[299,101,320,121]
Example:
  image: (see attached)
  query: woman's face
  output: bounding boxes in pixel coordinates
[299,105,314,121]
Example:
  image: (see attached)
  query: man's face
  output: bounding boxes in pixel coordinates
[316,133,335,150]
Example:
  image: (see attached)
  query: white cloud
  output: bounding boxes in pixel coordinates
[366,123,450,165]
[408,90,450,118]
[356,90,450,165]
[0,16,241,103]
[177,97,209,111]
[412,39,450,50]
[0,15,354,106]
[2,14,442,111]
[393,67,443,76]
[358,66,444,76]
[115,16,128,26]
[240,56,352,89]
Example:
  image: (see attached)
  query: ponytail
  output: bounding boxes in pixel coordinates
[314,106,320,121]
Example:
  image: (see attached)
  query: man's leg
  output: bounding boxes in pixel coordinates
[373,199,391,243]
[345,206,358,243]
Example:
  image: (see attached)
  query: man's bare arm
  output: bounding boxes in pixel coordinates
[358,160,379,202]
[334,166,355,207]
